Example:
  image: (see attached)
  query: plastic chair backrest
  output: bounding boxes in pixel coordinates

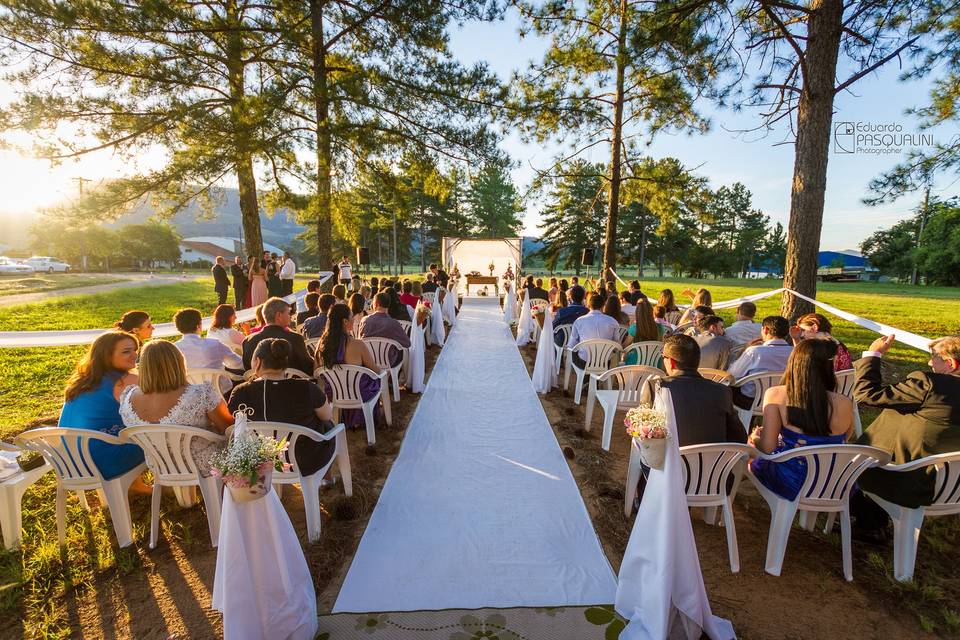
[243,421,329,482]
[363,337,404,370]
[397,320,413,339]
[314,364,378,403]
[571,339,622,371]
[120,424,223,482]
[284,368,313,380]
[186,368,232,390]
[305,337,321,357]
[623,341,664,368]
[530,298,549,313]
[834,369,856,398]
[698,368,734,385]
[615,326,630,344]
[770,444,891,508]
[667,322,694,337]
[876,452,960,515]
[553,324,572,346]
[596,365,663,392]
[734,371,785,412]
[680,443,751,499]
[16,427,115,484]
[422,291,436,304]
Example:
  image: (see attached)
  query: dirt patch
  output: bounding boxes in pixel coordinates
[516,342,957,640]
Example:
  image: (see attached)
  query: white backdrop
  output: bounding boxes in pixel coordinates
[442,238,522,276]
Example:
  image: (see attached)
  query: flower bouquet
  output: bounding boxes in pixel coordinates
[625,405,669,470]
[210,410,291,503]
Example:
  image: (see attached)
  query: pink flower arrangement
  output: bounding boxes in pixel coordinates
[625,405,668,440]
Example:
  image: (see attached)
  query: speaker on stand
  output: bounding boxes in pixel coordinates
[357,246,370,283]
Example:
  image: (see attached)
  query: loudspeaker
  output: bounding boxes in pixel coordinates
[581,248,595,266]
[356,247,370,266]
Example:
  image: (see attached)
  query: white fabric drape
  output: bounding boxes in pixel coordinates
[515,290,534,346]
[502,282,516,325]
[405,307,426,394]
[430,293,446,346]
[531,305,556,394]
[615,388,735,640]
[443,283,458,327]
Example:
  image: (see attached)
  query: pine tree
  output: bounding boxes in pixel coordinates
[465,161,523,238]
[538,160,607,273]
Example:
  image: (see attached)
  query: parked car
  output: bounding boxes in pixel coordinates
[0,257,35,275]
[23,256,71,273]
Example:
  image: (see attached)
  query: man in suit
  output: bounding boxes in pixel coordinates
[421,273,439,294]
[694,315,733,370]
[429,263,449,288]
[211,256,230,305]
[628,280,645,305]
[297,292,320,326]
[301,294,336,339]
[359,292,412,366]
[242,297,314,375]
[230,256,247,309]
[528,278,550,302]
[852,334,960,531]
[554,285,589,346]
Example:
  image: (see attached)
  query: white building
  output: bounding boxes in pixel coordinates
[179,236,284,263]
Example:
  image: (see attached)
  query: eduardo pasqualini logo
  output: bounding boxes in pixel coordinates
[834,122,855,154]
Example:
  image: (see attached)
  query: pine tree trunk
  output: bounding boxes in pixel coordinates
[637,225,647,278]
[226,0,262,258]
[780,0,843,321]
[310,0,333,284]
[602,0,628,278]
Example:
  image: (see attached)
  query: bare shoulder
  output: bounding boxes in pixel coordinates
[763,384,786,403]
[828,391,854,412]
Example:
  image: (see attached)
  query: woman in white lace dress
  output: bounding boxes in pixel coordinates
[119,341,234,474]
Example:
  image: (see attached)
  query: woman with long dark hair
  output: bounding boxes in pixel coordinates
[657,289,682,325]
[624,298,665,366]
[208,304,245,352]
[749,339,855,500]
[602,293,630,325]
[315,304,383,427]
[115,310,154,343]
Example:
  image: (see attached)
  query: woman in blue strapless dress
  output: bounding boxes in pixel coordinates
[314,302,383,428]
[749,339,856,501]
[59,331,146,479]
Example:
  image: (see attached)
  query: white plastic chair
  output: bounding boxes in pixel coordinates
[119,425,226,549]
[305,337,321,358]
[680,443,751,572]
[283,368,314,380]
[564,339,622,405]
[529,298,549,342]
[615,325,631,345]
[17,428,147,548]
[0,442,51,549]
[863,452,960,582]
[834,369,863,437]
[621,341,663,368]
[315,365,391,445]
[732,371,784,431]
[186,368,236,394]
[747,444,891,580]
[698,368,734,385]
[422,291,436,305]
[245,421,353,543]
[363,337,407,402]
[553,324,572,377]
[585,365,663,451]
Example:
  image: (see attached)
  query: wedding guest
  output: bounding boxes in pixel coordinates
[359,292,412,366]
[529,277,549,302]
[852,335,960,532]
[410,281,424,303]
[230,256,248,309]
[657,289,682,325]
[558,278,569,300]
[727,315,793,410]
[173,308,243,390]
[248,259,268,307]
[59,331,146,484]
[248,304,267,335]
[116,310,154,343]
[653,304,675,330]
[266,253,282,298]
[625,297,666,365]
[678,288,712,325]
[279,251,296,297]
[332,283,347,304]
[212,256,231,305]
[349,293,367,319]
[694,315,733,370]
[242,297,314,375]
[384,287,411,321]
[316,304,383,427]
[553,287,568,311]
[208,304,245,353]
[571,276,580,287]
[603,293,630,325]
[548,277,559,304]
[369,276,380,292]
[554,285,589,346]
[229,339,337,477]
[619,290,636,317]
[297,293,321,326]
[399,280,420,308]
[791,313,853,371]
[749,340,854,500]
[350,274,362,293]
[724,302,761,360]
[337,256,352,285]
[302,294,337,339]
[682,305,715,337]
[120,340,233,474]
[628,280,645,305]
[567,292,620,368]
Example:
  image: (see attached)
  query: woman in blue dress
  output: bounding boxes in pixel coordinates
[749,339,855,500]
[315,303,383,428]
[59,331,147,481]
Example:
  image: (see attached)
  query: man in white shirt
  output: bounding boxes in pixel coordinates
[723,301,762,360]
[338,256,352,285]
[567,292,620,367]
[173,308,243,393]
[727,315,793,409]
[280,251,296,296]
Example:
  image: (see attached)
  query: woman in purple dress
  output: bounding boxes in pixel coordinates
[315,303,383,427]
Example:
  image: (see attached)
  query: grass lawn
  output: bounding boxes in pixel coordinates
[0,275,957,638]
[0,274,124,297]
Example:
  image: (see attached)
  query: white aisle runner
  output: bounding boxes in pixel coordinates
[334,297,617,612]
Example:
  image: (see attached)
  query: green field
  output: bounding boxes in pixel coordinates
[0,273,123,297]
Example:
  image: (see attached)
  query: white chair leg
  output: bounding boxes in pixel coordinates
[336,431,353,497]
[600,400,616,451]
[362,404,377,446]
[702,506,719,526]
[390,368,401,402]
[737,408,752,432]
[563,351,572,392]
[723,499,740,573]
[149,482,162,549]
[624,442,643,517]
[381,389,393,426]
[823,512,837,534]
[853,402,863,438]
[765,500,799,576]
[102,479,135,548]
[300,474,322,543]
[75,490,90,511]
[840,507,853,581]
[56,484,67,547]
[0,486,20,550]
[172,486,197,508]
[584,380,597,430]
[198,476,222,548]
[797,509,817,532]
[892,507,924,582]
[573,369,586,405]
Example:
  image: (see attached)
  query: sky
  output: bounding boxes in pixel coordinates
[0,9,957,253]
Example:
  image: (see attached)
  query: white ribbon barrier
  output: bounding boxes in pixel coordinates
[0,272,333,348]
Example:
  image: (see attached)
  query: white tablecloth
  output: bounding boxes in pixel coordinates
[615,388,735,640]
[213,489,317,640]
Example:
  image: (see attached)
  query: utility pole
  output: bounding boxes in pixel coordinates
[392,207,398,277]
[74,176,91,272]
[911,185,931,286]
[73,176,91,194]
